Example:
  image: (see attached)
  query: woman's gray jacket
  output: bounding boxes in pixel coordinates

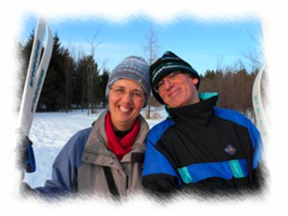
[34,110,150,197]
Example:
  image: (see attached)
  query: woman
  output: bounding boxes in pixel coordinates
[23,56,151,198]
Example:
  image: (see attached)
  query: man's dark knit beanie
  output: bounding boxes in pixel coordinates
[150,51,200,104]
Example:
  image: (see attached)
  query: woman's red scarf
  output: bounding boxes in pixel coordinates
[105,112,140,161]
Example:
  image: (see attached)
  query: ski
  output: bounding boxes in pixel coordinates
[252,64,267,140]
[18,17,53,137]
[18,17,53,173]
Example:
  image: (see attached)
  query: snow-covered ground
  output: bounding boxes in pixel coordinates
[24,107,167,188]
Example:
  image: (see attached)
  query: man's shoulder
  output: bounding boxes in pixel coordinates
[147,118,174,141]
[214,107,253,128]
[214,107,243,116]
[151,118,174,132]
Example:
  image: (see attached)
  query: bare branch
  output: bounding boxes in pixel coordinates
[216,54,226,71]
[142,22,161,119]
[143,23,160,65]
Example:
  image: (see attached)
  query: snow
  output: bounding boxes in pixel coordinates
[24,107,168,188]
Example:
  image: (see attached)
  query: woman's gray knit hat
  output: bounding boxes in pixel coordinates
[105,56,150,107]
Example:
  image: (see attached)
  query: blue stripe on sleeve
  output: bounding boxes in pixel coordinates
[177,159,248,183]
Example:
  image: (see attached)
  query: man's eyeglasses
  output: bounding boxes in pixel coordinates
[153,71,183,93]
[110,86,145,100]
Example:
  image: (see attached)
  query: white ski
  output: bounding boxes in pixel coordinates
[18,17,53,137]
[252,64,267,140]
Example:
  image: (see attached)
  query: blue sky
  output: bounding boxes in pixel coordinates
[20,15,263,75]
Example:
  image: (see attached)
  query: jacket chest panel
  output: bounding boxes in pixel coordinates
[78,151,143,195]
[156,117,252,168]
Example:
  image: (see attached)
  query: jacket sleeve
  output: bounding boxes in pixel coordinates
[244,117,264,189]
[243,116,263,169]
[214,108,263,169]
[33,128,91,196]
[142,123,181,193]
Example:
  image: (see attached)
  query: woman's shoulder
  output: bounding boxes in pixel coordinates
[64,127,93,152]
[73,127,93,140]
[138,114,150,128]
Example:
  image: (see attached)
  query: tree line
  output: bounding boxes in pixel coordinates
[18,31,262,119]
[19,32,109,114]
[199,67,258,118]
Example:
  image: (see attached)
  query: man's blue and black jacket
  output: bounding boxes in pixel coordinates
[142,94,262,192]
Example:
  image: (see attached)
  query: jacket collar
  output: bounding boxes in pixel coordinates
[84,110,108,154]
[84,110,149,161]
[167,94,219,128]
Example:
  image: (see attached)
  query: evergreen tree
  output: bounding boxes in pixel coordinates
[73,56,87,109]
[19,30,108,112]
[61,48,76,112]
[86,55,99,114]
[38,33,66,111]
[95,69,109,108]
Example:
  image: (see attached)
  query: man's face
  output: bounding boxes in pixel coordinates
[156,71,199,107]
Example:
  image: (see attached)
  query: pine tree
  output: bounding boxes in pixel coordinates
[95,69,109,108]
[73,56,87,109]
[38,33,66,111]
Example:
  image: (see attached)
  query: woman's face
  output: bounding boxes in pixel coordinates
[108,79,145,131]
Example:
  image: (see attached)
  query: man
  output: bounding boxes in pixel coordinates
[142,51,262,193]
